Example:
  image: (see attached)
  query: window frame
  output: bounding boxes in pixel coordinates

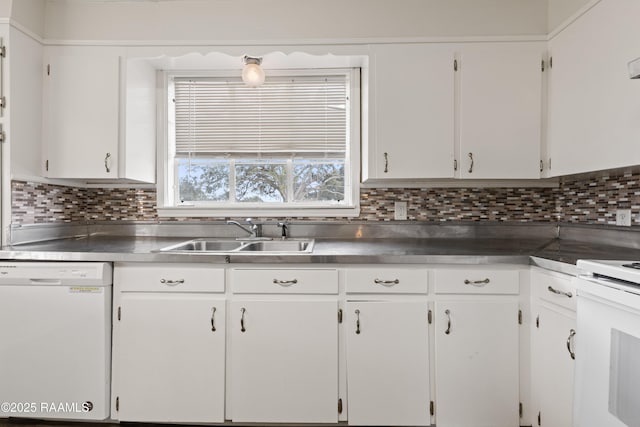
[157,68,361,217]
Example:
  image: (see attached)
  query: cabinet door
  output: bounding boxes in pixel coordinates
[459,43,543,179]
[230,299,338,423]
[547,1,640,176]
[534,304,576,427]
[345,301,430,426]
[44,51,119,179]
[116,293,225,423]
[367,44,455,180]
[435,300,520,427]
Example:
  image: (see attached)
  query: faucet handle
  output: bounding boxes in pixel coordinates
[277,222,288,239]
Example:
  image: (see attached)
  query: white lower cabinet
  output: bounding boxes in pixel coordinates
[111,263,532,426]
[229,268,339,423]
[112,264,226,423]
[433,268,521,427]
[117,294,225,423]
[531,269,577,427]
[345,301,431,426]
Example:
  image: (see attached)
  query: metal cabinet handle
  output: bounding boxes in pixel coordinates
[160,279,184,285]
[567,329,576,360]
[468,152,474,173]
[355,309,361,334]
[384,152,389,173]
[104,153,111,173]
[445,309,451,335]
[374,278,399,286]
[548,286,573,298]
[464,278,490,286]
[240,308,246,332]
[273,278,298,286]
[211,307,216,332]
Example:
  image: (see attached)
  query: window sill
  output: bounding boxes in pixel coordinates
[157,205,360,218]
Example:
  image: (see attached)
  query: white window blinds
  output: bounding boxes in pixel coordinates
[174,74,349,157]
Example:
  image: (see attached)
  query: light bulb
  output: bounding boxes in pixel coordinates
[242,56,265,87]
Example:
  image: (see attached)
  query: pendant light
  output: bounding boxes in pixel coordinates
[242,55,265,87]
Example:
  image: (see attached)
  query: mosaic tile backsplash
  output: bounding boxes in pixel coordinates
[10,169,640,226]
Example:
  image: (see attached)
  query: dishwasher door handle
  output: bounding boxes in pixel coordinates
[29,279,63,285]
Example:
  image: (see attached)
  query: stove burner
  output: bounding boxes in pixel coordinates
[622,262,640,270]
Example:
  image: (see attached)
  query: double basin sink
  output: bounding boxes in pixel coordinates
[158,238,314,254]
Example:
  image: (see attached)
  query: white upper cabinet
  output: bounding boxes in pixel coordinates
[365,43,455,181]
[546,0,640,177]
[42,47,155,182]
[458,43,544,179]
[365,42,544,183]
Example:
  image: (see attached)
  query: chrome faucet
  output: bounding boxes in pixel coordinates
[226,218,263,239]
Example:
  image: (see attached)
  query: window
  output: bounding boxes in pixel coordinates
[159,68,360,217]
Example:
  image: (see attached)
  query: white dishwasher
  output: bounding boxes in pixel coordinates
[0,262,112,421]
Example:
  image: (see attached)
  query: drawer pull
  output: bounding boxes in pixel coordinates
[240,308,246,332]
[211,307,216,332]
[464,278,490,286]
[273,278,298,286]
[445,309,452,335]
[355,309,361,334]
[374,278,400,286]
[567,329,576,360]
[160,279,185,285]
[548,285,573,298]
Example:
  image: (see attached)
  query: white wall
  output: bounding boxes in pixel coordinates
[547,0,592,32]
[43,0,547,42]
[10,0,45,38]
[0,0,11,19]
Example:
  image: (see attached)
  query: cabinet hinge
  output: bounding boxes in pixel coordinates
[0,96,6,109]
[116,396,119,412]
[338,398,343,414]
[540,159,544,173]
[47,64,50,76]
[45,160,49,172]
[430,401,435,416]
[427,309,432,325]
[541,59,545,72]
[338,309,343,324]
[0,45,5,58]
[454,59,458,71]
[117,306,121,321]
[536,315,540,328]
[518,309,523,325]
[538,411,541,426]
[519,402,523,418]
[453,159,458,171]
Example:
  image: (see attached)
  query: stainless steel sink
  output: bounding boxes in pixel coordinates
[239,239,314,253]
[157,238,314,254]
[158,239,245,252]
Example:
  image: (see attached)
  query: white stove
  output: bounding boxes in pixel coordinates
[574,259,640,427]
[578,259,640,294]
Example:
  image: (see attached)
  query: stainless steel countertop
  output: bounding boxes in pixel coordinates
[0,235,545,265]
[2,223,639,275]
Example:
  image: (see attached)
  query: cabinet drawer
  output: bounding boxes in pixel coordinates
[345,268,428,294]
[115,263,225,293]
[434,269,519,294]
[533,272,576,311]
[230,269,338,294]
